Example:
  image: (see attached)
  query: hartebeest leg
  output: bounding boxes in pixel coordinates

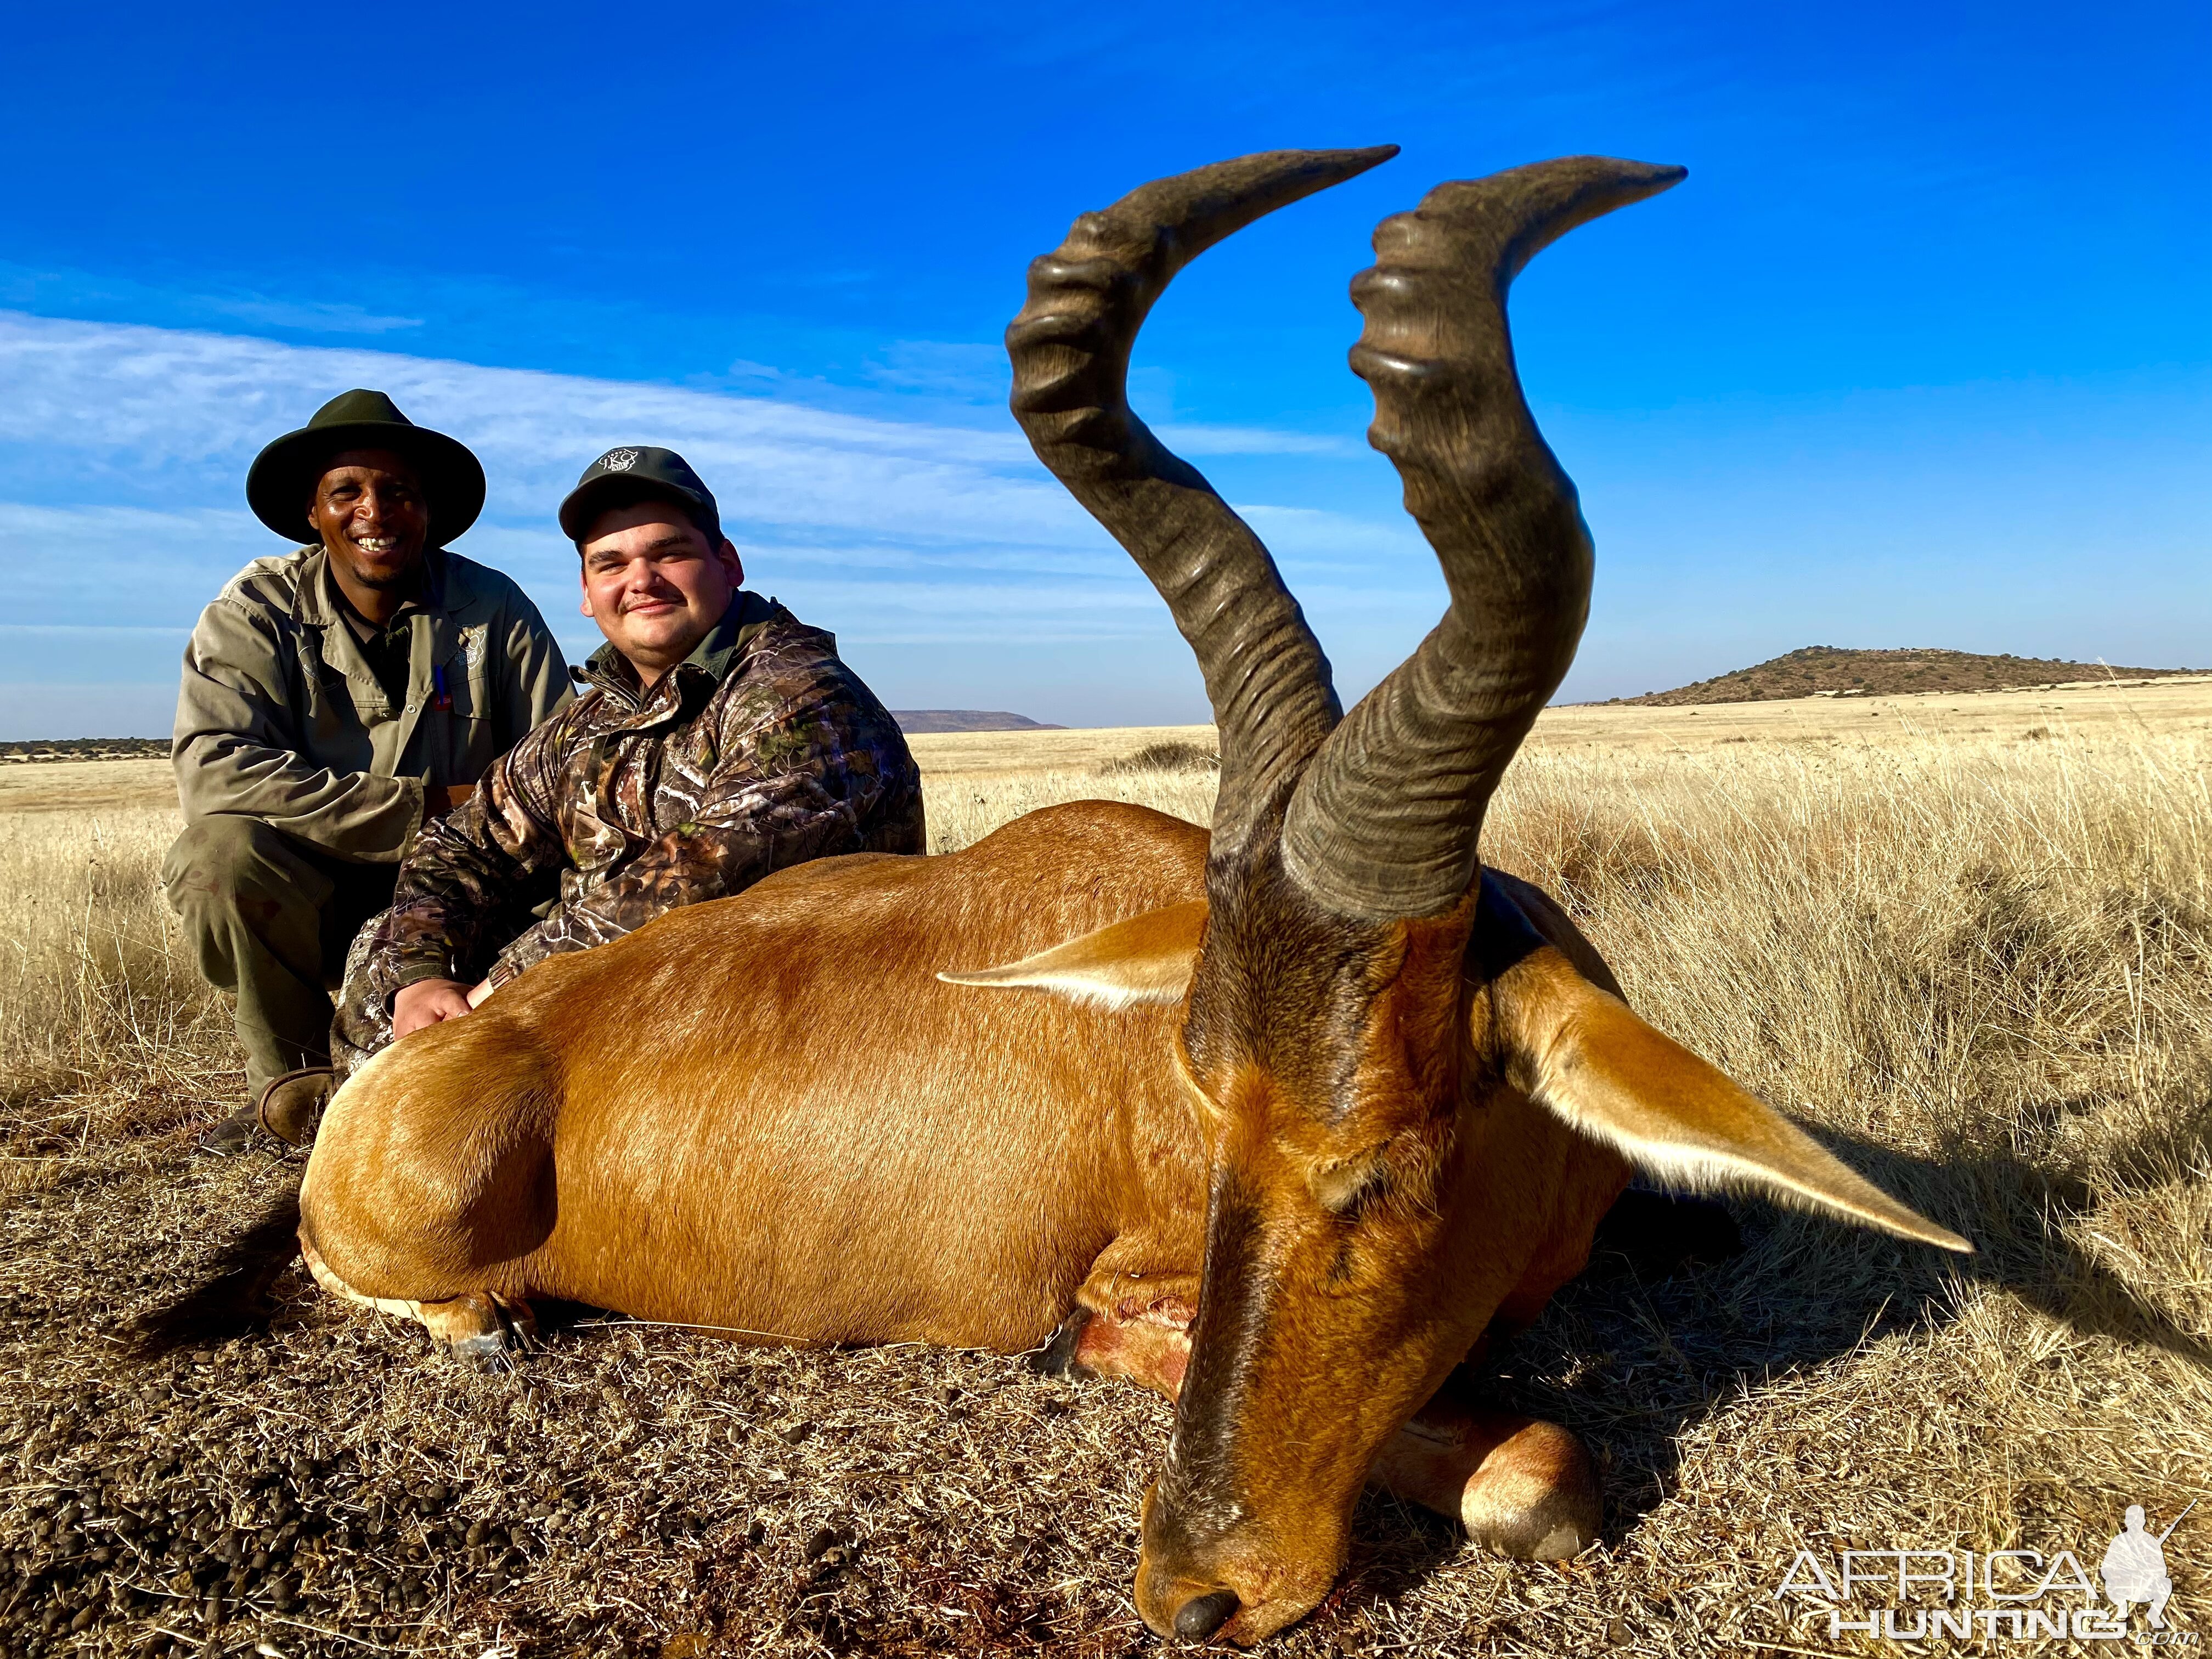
[300,1236,537,1367]
[1367,1398,1600,1560]
[1038,1290,1198,1397]
[1042,1289,1600,1559]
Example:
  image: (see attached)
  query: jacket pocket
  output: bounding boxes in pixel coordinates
[446,670,506,778]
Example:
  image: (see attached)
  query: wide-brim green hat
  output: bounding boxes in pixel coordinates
[246,388,486,547]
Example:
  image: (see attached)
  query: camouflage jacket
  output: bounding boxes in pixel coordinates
[363,590,924,1005]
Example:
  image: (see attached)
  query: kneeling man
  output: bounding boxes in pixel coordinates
[168,391,571,1150]
[276,447,925,1133]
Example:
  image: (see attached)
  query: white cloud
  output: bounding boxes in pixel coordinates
[1233,502,1435,565]
[0,309,1437,706]
[0,310,1068,542]
[0,262,425,338]
[862,340,1006,399]
[1,502,268,629]
[200,296,424,335]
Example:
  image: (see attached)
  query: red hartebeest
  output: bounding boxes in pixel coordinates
[226,149,1966,1644]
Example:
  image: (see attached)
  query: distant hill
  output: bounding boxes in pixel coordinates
[1608,647,2203,707]
[890,710,1065,734]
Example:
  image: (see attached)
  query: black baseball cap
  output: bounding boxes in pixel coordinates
[558,446,722,544]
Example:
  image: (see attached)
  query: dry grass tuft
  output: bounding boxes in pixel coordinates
[1,724,2207,1655]
[0,811,233,1144]
[1093,741,1221,777]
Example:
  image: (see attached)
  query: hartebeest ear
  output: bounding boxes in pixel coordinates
[938,901,1207,1010]
[1491,948,1972,1252]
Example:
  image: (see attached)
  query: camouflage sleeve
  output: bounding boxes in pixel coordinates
[357,705,579,1010]
[485,661,921,988]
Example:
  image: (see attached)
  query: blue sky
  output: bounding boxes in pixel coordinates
[1,0,2204,736]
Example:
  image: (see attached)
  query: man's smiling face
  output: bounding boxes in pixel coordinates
[308,449,429,594]
[578,501,744,686]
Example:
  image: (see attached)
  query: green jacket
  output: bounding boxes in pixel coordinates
[173,544,572,862]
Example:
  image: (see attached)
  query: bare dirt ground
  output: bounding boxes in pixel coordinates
[2,690,2208,1657]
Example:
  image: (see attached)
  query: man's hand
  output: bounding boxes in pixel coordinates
[393,978,476,1039]
[424,781,477,817]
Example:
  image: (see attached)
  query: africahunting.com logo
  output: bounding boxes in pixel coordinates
[1775,1504,2196,1643]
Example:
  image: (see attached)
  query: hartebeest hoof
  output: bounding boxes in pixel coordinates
[421,1293,538,1369]
[1029,1307,1092,1377]
[300,1237,536,1366]
[1047,1288,1198,1397]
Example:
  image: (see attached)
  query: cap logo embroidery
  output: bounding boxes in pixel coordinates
[599,449,641,473]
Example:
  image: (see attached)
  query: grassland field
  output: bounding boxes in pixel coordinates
[1,675,2208,1656]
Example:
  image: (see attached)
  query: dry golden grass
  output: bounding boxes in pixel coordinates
[901,724,1219,780]
[1533,670,2212,752]
[1,700,2207,1656]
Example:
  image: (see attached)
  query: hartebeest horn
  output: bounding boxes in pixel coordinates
[1281,158,1687,918]
[1006,146,1397,857]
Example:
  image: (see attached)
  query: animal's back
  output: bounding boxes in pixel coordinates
[309,800,1212,1351]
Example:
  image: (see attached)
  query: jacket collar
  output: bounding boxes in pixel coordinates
[292,544,449,628]
[289,545,464,764]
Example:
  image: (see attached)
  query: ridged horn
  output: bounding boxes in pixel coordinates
[1280,156,1687,918]
[1006,146,1397,856]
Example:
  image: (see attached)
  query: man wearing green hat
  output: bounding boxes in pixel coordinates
[165,390,572,1150]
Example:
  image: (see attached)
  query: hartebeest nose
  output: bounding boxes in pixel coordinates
[1173,1588,1240,1641]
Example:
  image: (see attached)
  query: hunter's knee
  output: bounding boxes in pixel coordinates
[164,817,311,925]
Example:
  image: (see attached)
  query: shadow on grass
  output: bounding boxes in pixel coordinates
[1502,1108,2212,1555]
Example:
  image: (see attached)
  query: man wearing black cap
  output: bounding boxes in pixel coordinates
[292,445,924,1111]
[165,390,571,1150]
